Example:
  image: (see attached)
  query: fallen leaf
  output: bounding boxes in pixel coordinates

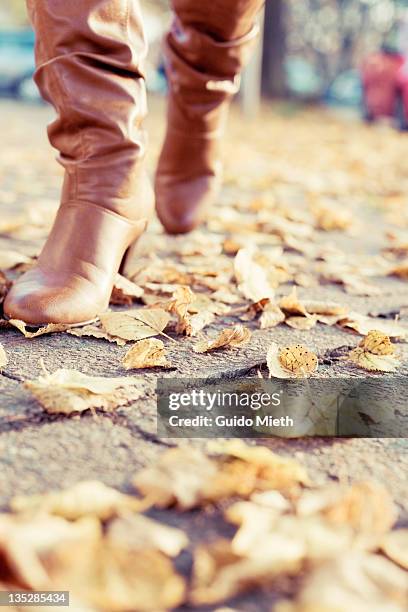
[134,442,309,510]
[67,324,127,346]
[0,513,100,590]
[278,553,408,612]
[0,343,7,369]
[25,368,144,414]
[99,308,170,342]
[234,247,275,301]
[381,529,408,570]
[11,481,142,520]
[339,312,408,340]
[122,338,169,370]
[190,536,302,606]
[259,303,286,329]
[267,343,318,378]
[348,347,400,372]
[279,287,307,316]
[107,513,188,557]
[193,325,251,353]
[312,203,352,231]
[389,262,408,280]
[110,274,144,305]
[285,315,318,330]
[9,319,75,338]
[358,330,394,355]
[296,481,397,535]
[160,286,195,335]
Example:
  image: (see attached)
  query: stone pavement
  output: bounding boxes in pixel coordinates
[0,99,407,528]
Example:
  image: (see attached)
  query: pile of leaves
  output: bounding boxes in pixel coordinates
[0,441,406,611]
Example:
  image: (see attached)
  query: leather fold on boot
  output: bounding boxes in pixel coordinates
[155,14,262,234]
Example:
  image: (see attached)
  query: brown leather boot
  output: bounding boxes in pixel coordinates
[4,0,154,325]
[155,0,264,235]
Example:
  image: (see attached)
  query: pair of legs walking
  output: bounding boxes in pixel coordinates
[4,0,264,325]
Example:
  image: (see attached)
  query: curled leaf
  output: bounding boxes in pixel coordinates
[193,325,251,353]
[122,338,170,370]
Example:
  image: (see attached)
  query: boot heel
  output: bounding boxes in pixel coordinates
[119,220,148,276]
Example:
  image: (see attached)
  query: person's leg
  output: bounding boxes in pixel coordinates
[155,0,264,235]
[4,0,153,325]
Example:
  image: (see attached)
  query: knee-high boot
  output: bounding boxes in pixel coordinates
[155,0,264,235]
[4,0,154,325]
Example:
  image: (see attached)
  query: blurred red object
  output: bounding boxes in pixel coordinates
[361,50,408,129]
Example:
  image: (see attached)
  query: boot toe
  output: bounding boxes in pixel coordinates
[4,272,100,326]
[155,175,220,235]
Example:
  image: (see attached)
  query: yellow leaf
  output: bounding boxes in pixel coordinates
[338,312,408,339]
[267,343,318,378]
[285,315,318,330]
[193,325,251,353]
[359,330,395,355]
[9,319,76,338]
[234,247,275,302]
[348,347,400,373]
[11,480,143,520]
[381,529,408,570]
[279,287,307,316]
[25,368,144,414]
[99,308,170,342]
[67,324,127,346]
[110,273,144,305]
[122,338,169,370]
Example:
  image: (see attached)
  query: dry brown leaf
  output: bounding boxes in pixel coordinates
[0,250,33,270]
[381,529,408,570]
[359,330,395,355]
[160,286,195,335]
[25,368,144,414]
[278,553,408,612]
[259,302,286,329]
[134,447,219,510]
[134,442,309,510]
[267,343,318,378]
[339,312,408,340]
[11,481,143,520]
[9,319,75,338]
[312,204,352,231]
[285,315,318,331]
[0,512,100,590]
[122,338,169,370]
[348,347,400,373]
[234,247,275,302]
[193,325,251,353]
[187,310,216,336]
[389,262,408,280]
[107,513,188,557]
[59,545,186,612]
[190,538,301,606]
[67,324,127,346]
[0,343,7,369]
[302,300,348,317]
[240,298,270,322]
[99,308,170,342]
[279,287,307,316]
[110,273,144,305]
[297,482,397,535]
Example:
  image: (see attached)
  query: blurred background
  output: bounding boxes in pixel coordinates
[0,0,408,127]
